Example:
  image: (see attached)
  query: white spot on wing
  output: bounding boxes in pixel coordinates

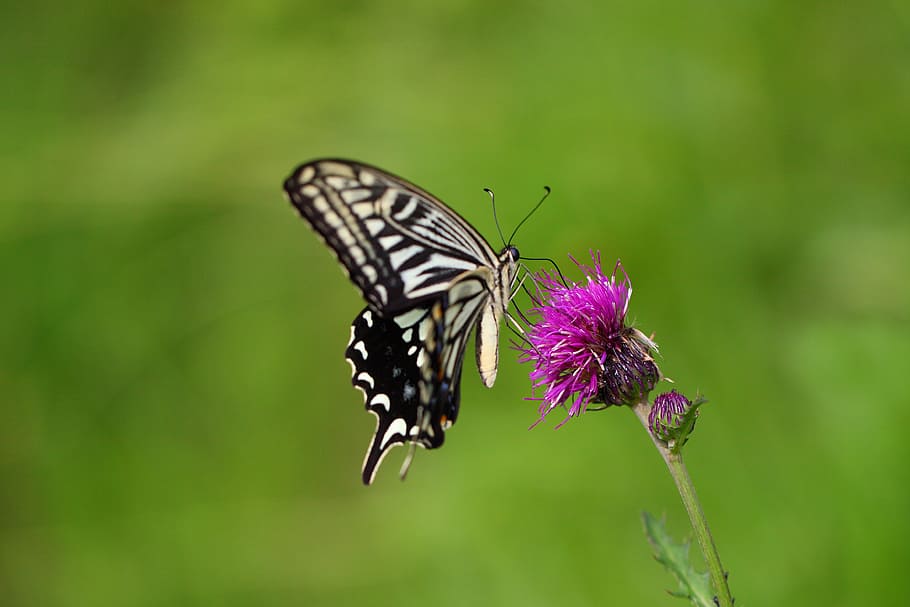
[358,170,376,186]
[417,318,430,341]
[374,284,388,305]
[381,418,407,449]
[370,393,391,411]
[323,211,342,228]
[363,309,373,327]
[341,188,372,204]
[365,218,384,236]
[298,166,315,182]
[346,357,368,403]
[313,195,329,212]
[351,201,374,218]
[354,341,368,359]
[393,196,419,220]
[326,176,356,190]
[362,264,377,282]
[349,245,366,264]
[336,227,355,246]
[379,235,403,249]
[402,382,416,401]
[320,161,356,177]
[389,244,423,269]
[357,372,375,388]
[394,309,424,328]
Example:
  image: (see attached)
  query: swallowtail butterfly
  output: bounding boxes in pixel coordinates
[284,159,520,484]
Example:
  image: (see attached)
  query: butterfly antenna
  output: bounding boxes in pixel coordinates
[484,188,508,248]
[507,186,551,246]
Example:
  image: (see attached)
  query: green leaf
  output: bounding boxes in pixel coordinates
[642,511,714,607]
[670,395,708,455]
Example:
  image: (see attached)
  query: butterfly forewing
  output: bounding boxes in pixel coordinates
[284,159,500,312]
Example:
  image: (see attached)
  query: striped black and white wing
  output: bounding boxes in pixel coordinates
[283,159,500,312]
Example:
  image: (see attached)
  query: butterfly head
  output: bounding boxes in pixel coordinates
[497,245,522,297]
[500,245,520,264]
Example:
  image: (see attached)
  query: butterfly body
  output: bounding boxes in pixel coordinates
[284,159,518,484]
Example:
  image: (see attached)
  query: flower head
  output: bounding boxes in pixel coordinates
[520,251,660,428]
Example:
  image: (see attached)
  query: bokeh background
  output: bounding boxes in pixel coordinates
[3,1,909,605]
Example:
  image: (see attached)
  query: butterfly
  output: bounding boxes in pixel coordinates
[283,159,521,484]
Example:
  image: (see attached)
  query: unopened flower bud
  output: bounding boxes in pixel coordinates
[648,390,695,443]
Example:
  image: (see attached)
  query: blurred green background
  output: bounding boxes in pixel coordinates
[3,1,909,605]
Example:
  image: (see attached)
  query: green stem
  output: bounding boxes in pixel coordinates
[632,400,734,607]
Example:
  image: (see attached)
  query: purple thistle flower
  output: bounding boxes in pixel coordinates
[520,251,660,428]
[648,390,695,442]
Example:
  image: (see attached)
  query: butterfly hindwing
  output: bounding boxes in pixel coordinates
[345,271,493,484]
[346,304,447,484]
